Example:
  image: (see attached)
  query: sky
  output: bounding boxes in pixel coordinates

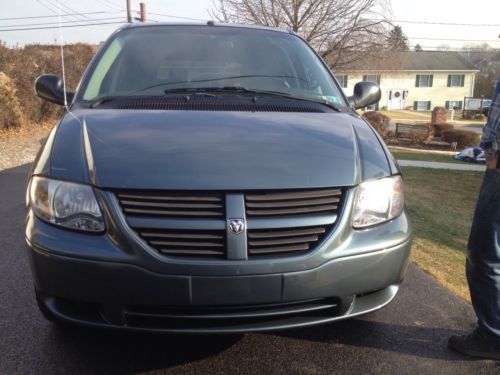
[0,0,499,50]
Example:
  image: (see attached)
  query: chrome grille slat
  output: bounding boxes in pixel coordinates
[248,227,325,239]
[124,208,223,217]
[121,200,223,209]
[249,235,319,247]
[118,194,222,202]
[250,244,310,254]
[140,232,223,240]
[150,240,224,247]
[159,249,224,256]
[246,204,338,216]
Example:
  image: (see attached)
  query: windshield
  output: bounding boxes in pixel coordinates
[79,25,346,106]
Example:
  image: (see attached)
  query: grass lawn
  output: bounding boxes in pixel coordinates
[402,166,483,302]
[391,150,466,164]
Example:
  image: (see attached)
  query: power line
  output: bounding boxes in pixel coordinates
[35,0,125,26]
[0,21,125,32]
[44,0,93,21]
[95,0,124,11]
[0,17,126,29]
[0,11,110,21]
[408,37,500,42]
[35,0,92,23]
[393,19,500,27]
[413,47,500,52]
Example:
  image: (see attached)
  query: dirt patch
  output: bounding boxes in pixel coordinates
[0,123,52,171]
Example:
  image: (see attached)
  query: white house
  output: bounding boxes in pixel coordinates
[335,51,479,111]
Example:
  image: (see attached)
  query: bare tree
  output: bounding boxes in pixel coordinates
[211,0,392,70]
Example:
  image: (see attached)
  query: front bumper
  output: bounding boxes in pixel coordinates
[26,184,412,333]
[27,237,410,333]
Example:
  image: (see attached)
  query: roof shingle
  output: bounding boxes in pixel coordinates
[337,51,477,72]
[408,51,475,70]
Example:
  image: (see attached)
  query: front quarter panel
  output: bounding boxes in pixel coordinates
[31,122,59,177]
[350,116,394,180]
[48,112,90,183]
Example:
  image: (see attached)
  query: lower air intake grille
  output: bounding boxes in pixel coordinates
[137,229,226,258]
[247,226,330,257]
[245,188,342,217]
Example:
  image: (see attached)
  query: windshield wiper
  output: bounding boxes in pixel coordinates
[89,96,120,108]
[136,75,309,93]
[163,87,343,112]
[163,87,251,95]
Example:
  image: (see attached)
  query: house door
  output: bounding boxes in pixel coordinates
[389,89,406,110]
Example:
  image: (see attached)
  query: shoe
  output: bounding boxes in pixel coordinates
[449,327,500,360]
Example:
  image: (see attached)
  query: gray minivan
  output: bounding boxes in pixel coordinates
[26,23,411,333]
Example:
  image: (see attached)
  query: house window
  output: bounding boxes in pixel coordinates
[362,75,380,85]
[415,74,433,87]
[414,101,431,111]
[447,74,465,87]
[445,100,463,110]
[337,74,348,88]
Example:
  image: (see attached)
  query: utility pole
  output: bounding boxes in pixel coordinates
[126,0,132,23]
[140,2,147,22]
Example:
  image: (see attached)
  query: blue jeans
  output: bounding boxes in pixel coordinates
[467,169,500,339]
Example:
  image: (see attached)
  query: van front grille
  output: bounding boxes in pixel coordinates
[137,229,226,258]
[245,188,342,217]
[116,191,224,218]
[116,188,343,260]
[247,226,330,256]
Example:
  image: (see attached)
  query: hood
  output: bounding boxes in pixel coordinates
[48,110,390,190]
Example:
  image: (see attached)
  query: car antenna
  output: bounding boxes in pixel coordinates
[57,0,68,109]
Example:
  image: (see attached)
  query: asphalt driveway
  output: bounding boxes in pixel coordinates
[1,164,498,374]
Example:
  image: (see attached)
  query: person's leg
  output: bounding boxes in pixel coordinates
[449,169,500,360]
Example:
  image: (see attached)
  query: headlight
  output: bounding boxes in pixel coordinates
[353,175,404,228]
[29,176,105,232]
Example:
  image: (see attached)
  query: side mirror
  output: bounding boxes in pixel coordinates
[348,81,381,110]
[34,74,74,106]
